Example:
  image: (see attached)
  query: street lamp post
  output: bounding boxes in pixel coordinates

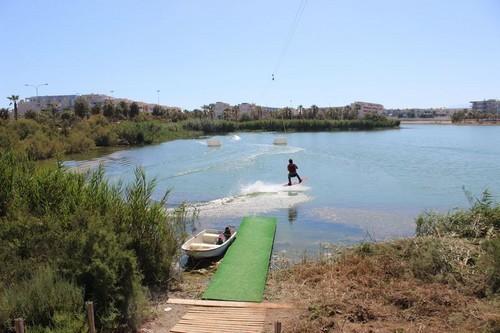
[156,90,160,106]
[24,83,48,97]
[25,83,48,108]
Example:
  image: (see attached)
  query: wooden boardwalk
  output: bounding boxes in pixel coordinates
[169,305,267,333]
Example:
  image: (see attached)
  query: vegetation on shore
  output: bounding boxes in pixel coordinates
[0,152,195,332]
[0,110,199,160]
[0,96,399,161]
[267,191,500,332]
[452,109,500,123]
[182,116,400,134]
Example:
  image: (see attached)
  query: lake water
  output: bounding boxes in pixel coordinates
[65,125,500,257]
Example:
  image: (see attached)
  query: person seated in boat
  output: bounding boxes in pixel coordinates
[223,226,232,240]
[287,159,302,186]
[216,233,224,245]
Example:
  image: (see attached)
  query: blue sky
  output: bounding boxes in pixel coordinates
[1,0,499,110]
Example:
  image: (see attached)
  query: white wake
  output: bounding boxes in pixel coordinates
[195,180,311,218]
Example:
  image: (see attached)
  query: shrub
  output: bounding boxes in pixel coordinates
[93,127,118,146]
[482,238,500,294]
[416,190,500,239]
[10,119,42,140]
[0,153,191,331]
[0,266,85,333]
[65,131,95,154]
[23,132,64,160]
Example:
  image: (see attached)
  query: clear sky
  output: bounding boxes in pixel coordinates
[1,0,499,110]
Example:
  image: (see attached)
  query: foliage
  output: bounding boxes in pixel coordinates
[129,102,140,118]
[7,95,19,121]
[0,114,200,160]
[182,118,400,133]
[482,238,500,294]
[65,131,95,154]
[0,108,9,120]
[0,266,85,333]
[74,97,90,119]
[0,152,192,331]
[416,190,500,239]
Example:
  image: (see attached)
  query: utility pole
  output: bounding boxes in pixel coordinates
[24,83,48,97]
[157,90,160,106]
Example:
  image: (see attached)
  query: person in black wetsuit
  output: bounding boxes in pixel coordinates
[287,159,302,186]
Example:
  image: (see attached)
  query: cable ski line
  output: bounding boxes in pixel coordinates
[272,0,308,81]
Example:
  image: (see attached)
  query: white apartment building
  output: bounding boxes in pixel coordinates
[470,99,500,113]
[351,101,384,117]
[214,102,231,119]
[238,103,256,116]
[17,94,111,115]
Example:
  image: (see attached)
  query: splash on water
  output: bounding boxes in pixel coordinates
[240,180,309,194]
[194,180,311,218]
[232,135,241,141]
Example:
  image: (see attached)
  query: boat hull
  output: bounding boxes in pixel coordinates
[181,229,237,259]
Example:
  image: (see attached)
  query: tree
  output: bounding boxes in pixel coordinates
[129,102,140,118]
[309,105,319,119]
[74,96,90,118]
[231,105,239,121]
[255,106,263,120]
[0,108,9,120]
[116,101,129,119]
[91,104,102,115]
[223,107,232,120]
[152,105,164,117]
[297,105,304,118]
[7,95,19,120]
[103,102,115,118]
[283,107,293,119]
[451,110,466,123]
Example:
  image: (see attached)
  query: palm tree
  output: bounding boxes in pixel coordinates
[7,95,19,120]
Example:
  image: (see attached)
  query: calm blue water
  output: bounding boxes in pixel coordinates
[65,125,500,256]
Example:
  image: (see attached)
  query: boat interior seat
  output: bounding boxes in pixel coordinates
[189,242,219,250]
[202,233,220,243]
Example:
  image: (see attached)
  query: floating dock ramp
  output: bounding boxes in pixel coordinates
[202,216,277,302]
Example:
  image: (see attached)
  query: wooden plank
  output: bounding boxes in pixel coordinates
[177,321,264,327]
[169,305,266,333]
[171,325,263,333]
[170,325,263,333]
[179,320,264,326]
[168,298,293,309]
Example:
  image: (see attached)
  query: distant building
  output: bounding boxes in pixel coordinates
[351,101,384,117]
[238,103,256,116]
[16,94,180,116]
[470,99,500,113]
[260,106,280,118]
[214,102,231,119]
[18,95,80,115]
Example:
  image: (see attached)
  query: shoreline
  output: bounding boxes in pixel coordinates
[400,119,500,126]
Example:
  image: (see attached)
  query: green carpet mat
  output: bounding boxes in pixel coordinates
[202,216,277,302]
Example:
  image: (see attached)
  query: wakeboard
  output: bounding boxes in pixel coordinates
[284,176,307,187]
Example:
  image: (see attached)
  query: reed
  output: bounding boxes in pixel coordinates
[0,151,193,332]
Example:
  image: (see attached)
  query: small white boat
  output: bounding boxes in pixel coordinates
[207,139,221,147]
[181,228,237,259]
[273,137,287,145]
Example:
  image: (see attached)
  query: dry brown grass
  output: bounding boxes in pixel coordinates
[266,238,500,333]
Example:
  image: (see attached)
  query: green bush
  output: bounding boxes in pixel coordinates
[0,153,191,331]
[482,238,500,294]
[65,131,95,154]
[10,118,42,140]
[23,132,64,160]
[181,118,400,133]
[93,127,118,146]
[416,190,500,239]
[0,266,85,333]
